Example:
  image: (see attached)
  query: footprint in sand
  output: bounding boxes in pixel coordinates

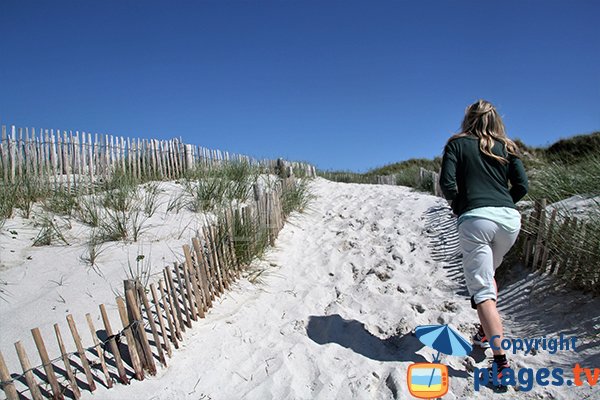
[411,303,427,314]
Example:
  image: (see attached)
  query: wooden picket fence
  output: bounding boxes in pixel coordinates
[377,175,396,185]
[0,175,295,400]
[418,168,441,197]
[0,124,316,188]
[517,198,600,293]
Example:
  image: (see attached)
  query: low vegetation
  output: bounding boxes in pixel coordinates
[368,157,442,177]
[181,161,259,212]
[281,178,312,215]
[319,131,600,201]
[1,159,314,277]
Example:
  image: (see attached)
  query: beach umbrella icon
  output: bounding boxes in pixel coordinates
[413,324,473,389]
[415,324,473,362]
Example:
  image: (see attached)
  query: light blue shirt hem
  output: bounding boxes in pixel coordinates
[458,207,521,233]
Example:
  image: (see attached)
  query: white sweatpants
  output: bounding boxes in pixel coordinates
[458,218,519,305]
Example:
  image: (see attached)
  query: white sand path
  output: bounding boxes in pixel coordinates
[77,178,598,400]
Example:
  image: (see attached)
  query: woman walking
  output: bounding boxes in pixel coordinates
[439,99,528,387]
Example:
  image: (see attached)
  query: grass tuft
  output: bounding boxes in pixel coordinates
[125,253,152,288]
[44,189,77,216]
[142,182,162,217]
[183,160,259,212]
[527,154,600,203]
[75,195,103,227]
[32,213,70,246]
[99,210,130,242]
[281,179,312,215]
[80,231,106,269]
[15,175,48,218]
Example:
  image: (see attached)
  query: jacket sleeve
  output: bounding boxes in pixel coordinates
[508,155,528,203]
[439,141,459,201]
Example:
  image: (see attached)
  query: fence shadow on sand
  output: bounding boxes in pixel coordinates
[423,205,469,298]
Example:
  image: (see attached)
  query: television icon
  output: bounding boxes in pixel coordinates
[407,363,449,399]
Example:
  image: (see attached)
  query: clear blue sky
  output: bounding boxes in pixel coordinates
[1,1,598,172]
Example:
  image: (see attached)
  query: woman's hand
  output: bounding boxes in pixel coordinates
[447,200,457,218]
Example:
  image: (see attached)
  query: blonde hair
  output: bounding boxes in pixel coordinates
[450,99,519,164]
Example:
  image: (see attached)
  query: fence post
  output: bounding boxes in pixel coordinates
[14,341,43,400]
[159,278,182,345]
[184,244,206,318]
[87,133,94,188]
[85,314,114,388]
[21,127,27,178]
[72,131,79,191]
[524,201,542,267]
[66,314,97,392]
[1,126,8,182]
[127,288,157,374]
[31,327,65,399]
[137,286,167,365]
[164,268,186,333]
[30,127,38,178]
[137,138,143,179]
[124,279,141,319]
[532,199,547,269]
[123,280,150,371]
[116,296,145,381]
[192,237,214,306]
[225,208,241,278]
[0,350,19,400]
[206,226,226,293]
[9,126,16,183]
[173,262,192,327]
[54,323,81,399]
[16,127,23,179]
[150,282,173,357]
[539,208,557,272]
[185,144,194,173]
[98,304,130,384]
[180,255,198,321]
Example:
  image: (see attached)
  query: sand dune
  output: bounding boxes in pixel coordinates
[2,178,598,399]
[86,178,600,399]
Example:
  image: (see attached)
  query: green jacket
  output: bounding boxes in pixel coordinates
[439,136,528,216]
